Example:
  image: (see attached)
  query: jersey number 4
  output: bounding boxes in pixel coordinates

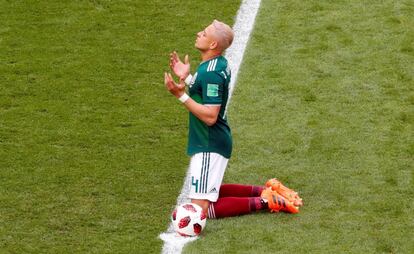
[191,176,199,193]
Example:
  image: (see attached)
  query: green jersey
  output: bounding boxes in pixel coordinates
[187,55,232,158]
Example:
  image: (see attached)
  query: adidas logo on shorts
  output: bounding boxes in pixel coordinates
[209,187,218,193]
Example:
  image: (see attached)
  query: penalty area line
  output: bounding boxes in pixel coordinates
[159,1,262,253]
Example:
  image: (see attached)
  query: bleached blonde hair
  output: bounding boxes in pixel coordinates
[212,20,234,51]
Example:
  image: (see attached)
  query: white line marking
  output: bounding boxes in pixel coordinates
[225,0,261,115]
[160,1,261,253]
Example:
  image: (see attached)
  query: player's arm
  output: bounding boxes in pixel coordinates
[164,73,220,126]
[182,100,220,126]
[169,51,190,80]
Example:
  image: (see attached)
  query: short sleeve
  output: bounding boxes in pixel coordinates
[200,71,225,105]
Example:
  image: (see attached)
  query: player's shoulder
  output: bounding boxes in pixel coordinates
[200,56,228,73]
[199,56,230,82]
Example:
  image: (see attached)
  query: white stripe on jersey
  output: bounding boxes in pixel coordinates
[212,59,217,71]
[207,59,217,72]
[209,59,213,72]
[207,60,212,72]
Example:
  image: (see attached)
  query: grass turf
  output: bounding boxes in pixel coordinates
[0,0,240,253]
[184,0,413,253]
[1,0,413,253]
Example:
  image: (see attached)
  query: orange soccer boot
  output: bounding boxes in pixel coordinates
[265,178,303,207]
[260,188,299,214]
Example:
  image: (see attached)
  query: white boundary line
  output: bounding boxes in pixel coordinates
[224,0,262,118]
[159,1,261,253]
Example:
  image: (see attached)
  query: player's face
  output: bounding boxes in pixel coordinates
[195,24,217,51]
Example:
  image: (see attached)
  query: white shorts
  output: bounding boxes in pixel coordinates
[188,152,228,202]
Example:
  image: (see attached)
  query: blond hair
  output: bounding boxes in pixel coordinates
[212,20,234,51]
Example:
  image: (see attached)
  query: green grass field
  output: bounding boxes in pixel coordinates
[1,0,413,253]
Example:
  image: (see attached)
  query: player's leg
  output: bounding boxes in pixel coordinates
[188,153,300,218]
[211,179,303,218]
[220,179,303,206]
[218,184,264,198]
[207,196,268,218]
[187,152,264,218]
[191,199,210,215]
[188,152,227,215]
[209,188,300,218]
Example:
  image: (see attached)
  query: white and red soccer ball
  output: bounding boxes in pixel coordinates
[171,203,207,236]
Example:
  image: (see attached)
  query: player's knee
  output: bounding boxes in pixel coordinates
[191,199,210,214]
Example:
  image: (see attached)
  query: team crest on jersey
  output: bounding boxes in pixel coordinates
[189,72,197,88]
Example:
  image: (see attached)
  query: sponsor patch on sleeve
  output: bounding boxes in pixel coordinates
[207,84,219,97]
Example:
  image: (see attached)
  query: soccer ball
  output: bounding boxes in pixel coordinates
[171,203,207,236]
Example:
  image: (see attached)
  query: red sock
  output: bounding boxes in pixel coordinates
[207,197,267,218]
[219,184,264,198]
